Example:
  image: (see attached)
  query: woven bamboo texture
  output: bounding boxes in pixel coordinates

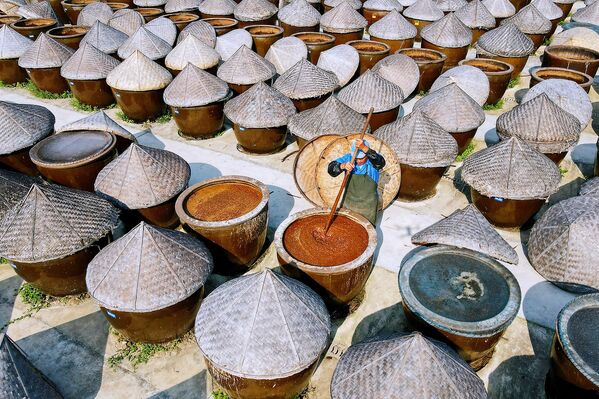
[146,16,177,46]
[265,36,308,75]
[430,65,489,106]
[0,25,31,59]
[338,69,404,113]
[371,53,419,97]
[80,21,128,54]
[316,44,359,87]
[165,35,220,71]
[368,9,417,40]
[18,33,74,69]
[501,4,551,34]
[164,63,229,108]
[108,9,144,37]
[0,170,39,221]
[56,111,136,144]
[273,59,339,100]
[278,0,321,26]
[117,26,172,61]
[476,22,534,57]
[234,0,278,21]
[482,0,515,18]
[177,20,217,47]
[580,177,599,196]
[106,51,172,91]
[0,101,54,155]
[61,42,120,80]
[217,45,276,85]
[421,12,472,48]
[215,29,253,61]
[320,2,368,33]
[403,0,444,20]
[77,2,113,26]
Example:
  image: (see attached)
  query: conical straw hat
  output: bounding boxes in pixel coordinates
[217,44,275,85]
[265,36,308,75]
[81,21,128,54]
[580,177,599,196]
[224,81,296,128]
[56,110,136,144]
[134,0,167,7]
[165,0,200,13]
[278,0,321,27]
[371,53,419,97]
[146,16,177,46]
[0,101,54,155]
[572,1,599,24]
[106,50,172,91]
[338,69,404,113]
[17,1,59,20]
[165,35,220,71]
[430,65,489,106]
[215,29,253,61]
[324,0,362,9]
[195,269,331,379]
[108,9,145,36]
[531,0,563,20]
[234,0,278,21]
[117,26,172,61]
[320,2,368,33]
[435,0,467,12]
[461,137,561,200]
[0,169,40,220]
[412,204,519,263]
[403,0,444,21]
[475,22,534,57]
[421,12,472,48]
[0,183,119,262]
[501,4,551,34]
[482,0,515,18]
[199,0,236,15]
[86,222,213,312]
[0,24,32,59]
[77,2,114,26]
[61,42,120,80]
[368,9,417,40]
[363,0,403,11]
[164,63,230,107]
[455,0,496,29]
[273,58,338,100]
[316,44,359,87]
[18,33,74,69]
[552,27,599,52]
[177,20,217,47]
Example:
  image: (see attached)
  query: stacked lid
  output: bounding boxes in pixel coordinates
[371,54,419,97]
[455,0,496,30]
[108,9,144,37]
[338,69,404,113]
[528,196,599,293]
[56,110,136,145]
[430,65,490,106]
[501,4,551,35]
[61,42,120,81]
[363,0,403,11]
[552,27,599,52]
[482,0,515,18]
[146,17,177,46]
[496,93,580,154]
[265,36,308,75]
[215,29,253,61]
[412,204,519,263]
[331,332,487,399]
[436,0,467,12]
[18,33,74,69]
[134,0,167,7]
[476,22,534,57]
[86,222,213,312]
[572,1,599,24]
[77,2,113,26]
[403,0,444,21]
[580,177,599,196]
[95,143,190,209]
[106,51,173,92]
[117,26,172,61]
[234,0,278,22]
[316,44,359,87]
[288,95,367,140]
[164,0,200,13]
[320,2,368,33]
[80,21,128,55]
[461,137,561,200]
[273,59,339,100]
[421,12,472,47]
[0,101,54,155]
[195,270,331,379]
[199,0,236,16]
[368,9,417,40]
[531,0,563,20]
[0,183,119,262]
[224,81,296,128]
[278,0,321,27]
[178,20,217,47]
[217,45,275,85]
[0,170,39,220]
[17,1,58,20]
[0,24,32,60]
[325,0,362,9]
[164,63,230,108]
[165,35,220,71]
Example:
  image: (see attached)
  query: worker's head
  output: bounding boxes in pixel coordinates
[351,139,370,160]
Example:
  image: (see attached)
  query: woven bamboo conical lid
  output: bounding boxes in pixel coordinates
[107,9,145,36]
[531,0,563,20]
[177,20,217,47]
[430,65,489,106]
[95,143,190,209]
[324,0,361,9]
[56,111,136,144]
[462,137,560,200]
[0,0,21,16]
[134,0,167,7]
[215,28,253,61]
[81,21,128,54]
[368,9,417,40]
[528,196,599,293]
[273,59,338,100]
[224,81,295,128]
[18,33,74,69]
[164,63,229,107]
[0,170,40,220]
[455,0,495,29]
[265,36,307,75]
[414,83,484,132]
[371,53,419,97]
[552,27,599,52]
[288,95,367,140]
[316,44,359,87]
[572,1,599,24]
[217,45,275,85]
[0,24,32,59]
[87,222,213,312]
[497,93,580,154]
[165,35,220,71]
[435,0,467,12]
[412,204,518,263]
[374,108,458,167]
[165,0,200,13]
[403,0,444,21]
[482,0,515,18]
[117,26,172,61]
[320,2,368,33]
[581,177,599,196]
[106,50,172,91]
[17,1,59,20]
[475,22,534,57]
[77,2,113,26]
[522,79,592,131]
[234,0,278,21]
[421,12,472,48]
[501,4,551,34]
[0,333,62,399]
[146,16,177,46]
[363,0,403,11]
[338,69,404,113]
[0,101,54,155]
[61,42,120,80]
[199,0,236,15]
[278,0,320,27]
[331,332,487,399]
[195,269,331,378]
[0,183,119,262]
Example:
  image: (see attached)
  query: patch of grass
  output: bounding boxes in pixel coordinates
[483,99,504,111]
[24,81,71,99]
[108,329,189,368]
[544,38,552,46]
[116,108,171,125]
[212,391,230,399]
[508,77,520,89]
[559,166,568,176]
[70,98,115,112]
[418,90,429,96]
[0,257,7,264]
[155,111,171,123]
[0,81,28,89]
[2,283,53,330]
[456,142,476,162]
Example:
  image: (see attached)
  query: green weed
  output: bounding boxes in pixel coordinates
[108,329,189,368]
[417,90,429,96]
[559,166,568,176]
[0,257,7,264]
[70,98,115,112]
[543,38,552,46]
[0,81,28,89]
[483,99,504,111]
[212,391,230,399]
[508,77,520,89]
[456,142,476,162]
[116,109,171,125]
[24,81,71,99]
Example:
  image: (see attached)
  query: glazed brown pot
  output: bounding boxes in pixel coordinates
[397,47,446,92]
[542,151,568,165]
[459,58,513,105]
[0,16,23,26]
[542,45,599,77]
[292,96,327,112]
[322,28,364,45]
[526,32,546,51]
[10,18,57,40]
[201,17,238,35]
[451,128,477,155]
[0,58,28,84]
[508,0,528,11]
[107,2,129,11]
[471,189,545,228]
[548,17,560,37]
[236,15,277,29]
[554,2,574,19]
[48,0,70,24]
[227,82,256,95]
[67,79,115,107]
[369,36,414,53]
[170,93,231,139]
[168,65,217,77]
[244,25,284,57]
[547,335,599,398]
[405,17,433,40]
[233,124,287,154]
[0,146,41,176]
[398,164,447,201]
[421,40,468,70]
[199,12,234,20]
[136,195,182,228]
[111,88,166,123]
[369,107,399,131]
[471,28,489,45]
[278,20,319,37]
[101,288,203,343]
[362,8,391,26]
[135,7,164,22]
[26,67,69,94]
[477,53,528,80]
[165,12,200,32]
[292,32,336,64]
[61,0,95,24]
[347,39,390,75]
[47,25,89,49]
[530,67,593,93]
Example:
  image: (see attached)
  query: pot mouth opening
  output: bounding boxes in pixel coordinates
[293,32,335,44]
[136,7,163,14]
[108,2,129,9]
[399,48,446,63]
[64,0,95,4]
[167,13,199,22]
[461,58,512,74]
[203,17,237,27]
[48,25,89,36]
[13,18,56,28]
[245,25,283,36]
[533,67,591,85]
[0,16,22,24]
[547,46,599,61]
[348,40,390,54]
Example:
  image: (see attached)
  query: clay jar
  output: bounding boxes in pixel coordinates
[25,65,69,94]
[421,39,468,70]
[369,35,414,54]
[201,17,238,35]
[236,15,277,29]
[471,189,545,228]
[322,27,363,45]
[0,16,23,26]
[29,130,117,191]
[47,25,89,49]
[479,52,529,80]
[471,28,490,45]
[10,18,57,40]
[292,32,336,64]
[405,17,433,40]
[279,20,319,37]
[244,25,284,57]
[135,8,164,22]
[554,2,574,20]
[399,164,447,201]
[459,58,513,105]
[274,208,377,305]
[170,91,233,139]
[0,147,41,176]
[530,67,593,93]
[113,88,166,122]
[0,57,27,85]
[362,8,391,26]
[347,39,390,75]
[233,124,287,153]
[61,0,95,24]
[397,48,446,92]
[542,45,599,77]
[165,12,200,32]
[68,78,115,107]
[176,176,269,275]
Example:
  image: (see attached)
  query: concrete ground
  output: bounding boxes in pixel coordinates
[1,34,597,398]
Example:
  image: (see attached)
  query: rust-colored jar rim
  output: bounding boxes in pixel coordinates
[175,175,269,229]
[165,12,200,23]
[274,207,377,273]
[135,7,164,15]
[545,44,599,62]
[47,25,90,39]
[292,31,336,45]
[0,16,23,25]
[244,24,284,37]
[29,130,116,169]
[346,39,390,55]
[11,17,57,29]
[399,245,521,338]
[530,66,593,87]
[458,57,513,76]
[396,47,447,65]
[202,17,238,28]
[62,0,95,4]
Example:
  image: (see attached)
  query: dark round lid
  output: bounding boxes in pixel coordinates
[399,245,521,337]
[30,130,116,168]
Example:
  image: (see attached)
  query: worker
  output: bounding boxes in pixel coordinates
[327,139,385,225]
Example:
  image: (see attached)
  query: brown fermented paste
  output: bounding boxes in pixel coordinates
[283,214,369,267]
[186,182,262,222]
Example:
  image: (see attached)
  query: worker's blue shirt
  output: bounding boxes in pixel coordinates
[335,154,380,183]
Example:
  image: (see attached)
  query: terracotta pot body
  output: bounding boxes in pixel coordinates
[459,58,512,105]
[48,0,70,24]
[47,25,89,49]
[292,96,326,112]
[405,17,433,40]
[170,101,226,139]
[135,8,164,22]
[202,17,238,35]
[200,12,234,20]
[479,53,528,80]
[101,288,203,344]
[370,36,414,53]
[234,124,287,154]
[165,12,200,32]
[529,67,593,93]
[279,21,318,37]
[292,32,336,63]
[227,82,254,95]
[0,58,28,84]
[548,17,560,37]
[554,2,574,19]
[168,65,217,77]
[369,107,399,131]
[471,189,544,228]
[111,88,165,123]
[245,25,284,57]
[61,0,95,25]
[68,79,115,107]
[527,33,546,51]
[136,195,182,228]
[0,146,40,176]
[542,45,599,77]
[451,129,477,154]
[543,151,568,165]
[398,164,446,201]
[508,0,528,11]
[323,29,363,45]
[397,48,446,92]
[362,8,390,25]
[26,67,69,94]
[471,28,489,44]
[236,15,277,29]
[11,18,57,40]
[0,16,23,26]
[347,39,390,75]
[421,40,468,70]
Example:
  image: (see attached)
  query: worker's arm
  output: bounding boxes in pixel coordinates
[328,154,352,177]
[365,149,386,170]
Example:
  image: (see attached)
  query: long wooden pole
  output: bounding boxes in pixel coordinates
[323,107,374,234]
